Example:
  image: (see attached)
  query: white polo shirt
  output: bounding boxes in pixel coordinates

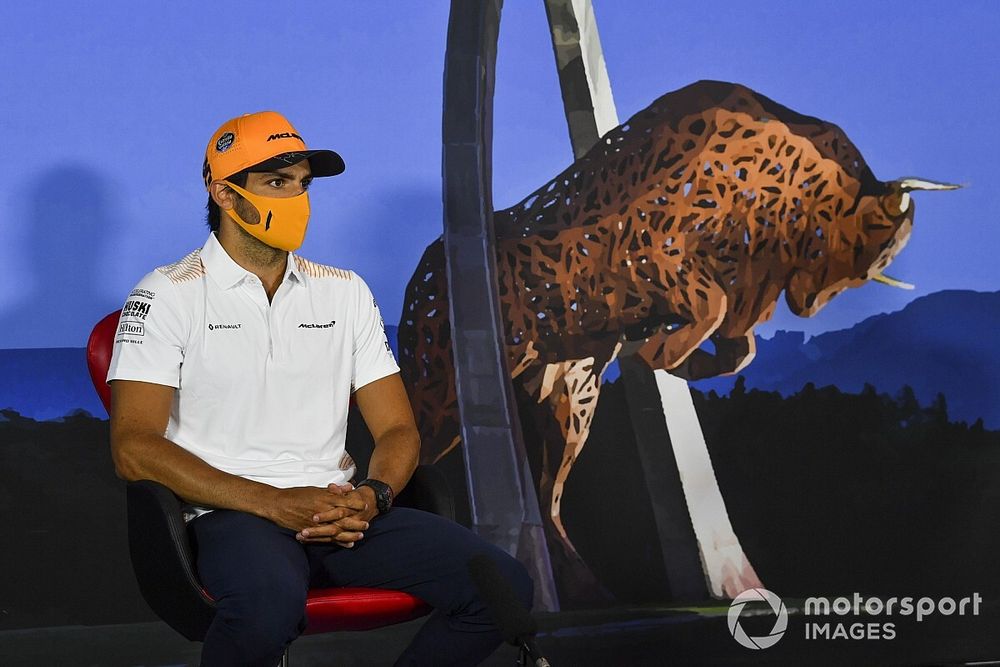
[107,232,400,502]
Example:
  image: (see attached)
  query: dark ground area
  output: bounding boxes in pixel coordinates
[437,378,1000,605]
[3,602,1000,666]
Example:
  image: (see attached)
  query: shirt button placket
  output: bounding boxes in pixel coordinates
[246,276,272,359]
[268,304,276,360]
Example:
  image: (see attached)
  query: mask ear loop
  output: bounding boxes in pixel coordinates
[222,180,263,229]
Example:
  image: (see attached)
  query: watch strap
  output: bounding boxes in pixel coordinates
[357,478,393,514]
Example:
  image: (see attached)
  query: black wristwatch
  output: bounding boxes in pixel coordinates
[357,478,394,515]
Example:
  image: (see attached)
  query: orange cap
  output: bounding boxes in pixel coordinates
[202,111,345,189]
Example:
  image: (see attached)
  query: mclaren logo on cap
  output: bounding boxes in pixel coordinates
[216,132,235,152]
[267,132,303,142]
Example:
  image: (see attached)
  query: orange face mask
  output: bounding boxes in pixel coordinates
[224,180,311,252]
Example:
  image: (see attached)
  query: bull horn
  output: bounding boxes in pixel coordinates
[894,178,963,192]
[872,272,915,290]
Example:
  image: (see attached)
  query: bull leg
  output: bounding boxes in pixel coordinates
[529,355,616,604]
[668,331,757,381]
[547,357,601,544]
[630,286,728,374]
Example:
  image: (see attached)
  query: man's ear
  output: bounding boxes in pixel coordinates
[209,181,236,211]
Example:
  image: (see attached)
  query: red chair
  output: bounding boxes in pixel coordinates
[87,310,453,662]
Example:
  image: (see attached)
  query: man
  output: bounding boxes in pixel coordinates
[107,111,533,666]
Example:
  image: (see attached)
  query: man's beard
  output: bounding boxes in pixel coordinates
[231,196,285,266]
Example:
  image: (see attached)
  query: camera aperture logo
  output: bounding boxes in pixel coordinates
[728,588,788,649]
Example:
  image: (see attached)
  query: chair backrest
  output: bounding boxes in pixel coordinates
[86,310,121,417]
[86,308,219,640]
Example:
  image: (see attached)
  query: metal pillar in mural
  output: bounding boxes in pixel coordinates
[441,0,560,611]
[542,0,761,599]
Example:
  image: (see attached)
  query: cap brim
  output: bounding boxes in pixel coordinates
[250,150,345,177]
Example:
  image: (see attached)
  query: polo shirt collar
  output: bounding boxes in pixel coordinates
[287,252,306,286]
[201,233,306,290]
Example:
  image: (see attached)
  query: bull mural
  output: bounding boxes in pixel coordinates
[398,80,957,600]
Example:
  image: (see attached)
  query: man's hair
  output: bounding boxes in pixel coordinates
[205,170,250,232]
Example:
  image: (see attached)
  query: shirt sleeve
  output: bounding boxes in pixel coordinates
[107,271,187,389]
[350,271,401,392]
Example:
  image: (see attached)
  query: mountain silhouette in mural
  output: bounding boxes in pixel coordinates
[1,291,997,428]
[690,289,1000,429]
[0,348,104,421]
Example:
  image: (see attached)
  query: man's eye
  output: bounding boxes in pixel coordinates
[268,179,284,188]
[302,180,313,190]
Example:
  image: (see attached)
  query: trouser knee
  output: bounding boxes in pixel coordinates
[482,551,535,611]
[208,583,306,664]
[504,555,535,610]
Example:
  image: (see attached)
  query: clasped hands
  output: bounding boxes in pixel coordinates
[268,482,379,548]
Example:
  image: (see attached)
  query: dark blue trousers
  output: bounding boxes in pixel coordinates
[188,507,533,666]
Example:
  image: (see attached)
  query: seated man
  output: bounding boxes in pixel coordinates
[108,110,533,666]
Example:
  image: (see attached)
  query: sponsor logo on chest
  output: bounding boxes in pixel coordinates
[208,323,242,331]
[117,321,144,337]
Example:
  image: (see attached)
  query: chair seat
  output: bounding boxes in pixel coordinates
[304,587,431,634]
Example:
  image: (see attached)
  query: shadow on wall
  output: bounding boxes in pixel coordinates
[312,185,443,305]
[0,164,123,349]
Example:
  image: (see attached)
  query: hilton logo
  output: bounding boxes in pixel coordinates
[117,321,144,337]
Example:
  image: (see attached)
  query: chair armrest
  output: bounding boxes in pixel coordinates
[126,480,216,642]
[394,464,455,521]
